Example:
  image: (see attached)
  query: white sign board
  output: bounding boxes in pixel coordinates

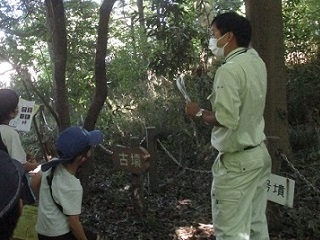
[267,173,295,208]
[9,98,39,132]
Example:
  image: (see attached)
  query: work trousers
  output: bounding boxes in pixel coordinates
[211,143,271,240]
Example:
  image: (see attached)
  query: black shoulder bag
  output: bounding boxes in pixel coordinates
[0,132,36,205]
[46,166,65,213]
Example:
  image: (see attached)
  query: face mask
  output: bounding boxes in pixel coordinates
[208,33,228,57]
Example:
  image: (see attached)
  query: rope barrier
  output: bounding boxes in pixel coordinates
[98,144,113,155]
[279,152,320,195]
[97,138,320,195]
[156,139,211,174]
[157,139,320,193]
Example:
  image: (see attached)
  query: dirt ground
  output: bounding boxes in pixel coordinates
[82,147,311,240]
[82,150,215,240]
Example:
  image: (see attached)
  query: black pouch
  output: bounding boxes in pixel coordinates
[84,227,99,240]
[21,174,36,205]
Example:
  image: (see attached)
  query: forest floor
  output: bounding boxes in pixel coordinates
[82,149,214,240]
[82,144,320,240]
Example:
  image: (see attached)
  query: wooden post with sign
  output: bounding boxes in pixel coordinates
[130,137,145,217]
[111,136,150,217]
[111,143,150,175]
[146,126,158,192]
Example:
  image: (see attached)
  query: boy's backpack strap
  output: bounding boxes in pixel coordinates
[46,166,67,215]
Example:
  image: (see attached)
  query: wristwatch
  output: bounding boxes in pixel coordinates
[196,108,204,117]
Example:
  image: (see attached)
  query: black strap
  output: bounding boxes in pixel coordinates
[45,168,98,239]
[46,166,66,215]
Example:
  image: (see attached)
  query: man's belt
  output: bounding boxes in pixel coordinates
[244,144,260,151]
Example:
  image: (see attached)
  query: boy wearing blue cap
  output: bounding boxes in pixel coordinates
[31,126,103,240]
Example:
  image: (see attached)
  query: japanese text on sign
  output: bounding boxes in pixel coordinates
[112,145,150,175]
[267,173,295,208]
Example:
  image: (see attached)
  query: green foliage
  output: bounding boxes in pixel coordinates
[0,0,100,121]
[0,0,47,65]
[287,61,320,127]
[107,48,148,94]
[1,1,320,237]
[283,0,320,63]
[109,170,128,188]
[64,0,100,120]
[282,49,320,240]
[276,147,320,238]
[145,0,204,78]
[212,0,243,14]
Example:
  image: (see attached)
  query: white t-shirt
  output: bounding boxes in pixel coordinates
[35,164,83,237]
[0,124,26,164]
[209,48,267,153]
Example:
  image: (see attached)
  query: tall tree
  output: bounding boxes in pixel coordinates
[245,0,292,234]
[137,0,145,29]
[45,0,70,131]
[83,0,117,131]
[245,0,291,171]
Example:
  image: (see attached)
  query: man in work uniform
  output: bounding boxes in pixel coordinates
[185,12,272,240]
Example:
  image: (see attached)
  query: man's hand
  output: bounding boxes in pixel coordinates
[185,102,221,127]
[30,170,42,199]
[185,101,201,118]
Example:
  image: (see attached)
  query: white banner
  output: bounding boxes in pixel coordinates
[267,173,295,208]
[9,98,39,132]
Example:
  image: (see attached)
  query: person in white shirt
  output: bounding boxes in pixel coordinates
[31,126,103,240]
[185,12,271,240]
[0,88,38,205]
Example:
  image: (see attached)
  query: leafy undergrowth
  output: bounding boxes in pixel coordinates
[82,150,214,240]
[82,146,320,240]
[268,149,320,240]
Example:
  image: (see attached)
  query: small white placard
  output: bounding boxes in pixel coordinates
[9,98,39,132]
[267,173,295,208]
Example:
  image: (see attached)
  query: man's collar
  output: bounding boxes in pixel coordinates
[225,47,247,62]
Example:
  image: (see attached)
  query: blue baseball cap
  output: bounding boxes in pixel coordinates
[41,126,103,172]
[0,150,24,218]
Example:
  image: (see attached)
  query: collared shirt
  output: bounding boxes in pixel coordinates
[208,47,267,153]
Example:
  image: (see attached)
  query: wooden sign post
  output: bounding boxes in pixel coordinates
[146,126,158,192]
[112,138,150,217]
[111,145,150,175]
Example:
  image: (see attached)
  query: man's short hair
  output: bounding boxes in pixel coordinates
[211,11,252,48]
[0,89,19,123]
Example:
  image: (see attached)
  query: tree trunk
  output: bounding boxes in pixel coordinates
[81,0,117,191]
[245,0,292,234]
[83,0,117,131]
[137,0,145,29]
[45,0,70,131]
[245,0,291,171]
